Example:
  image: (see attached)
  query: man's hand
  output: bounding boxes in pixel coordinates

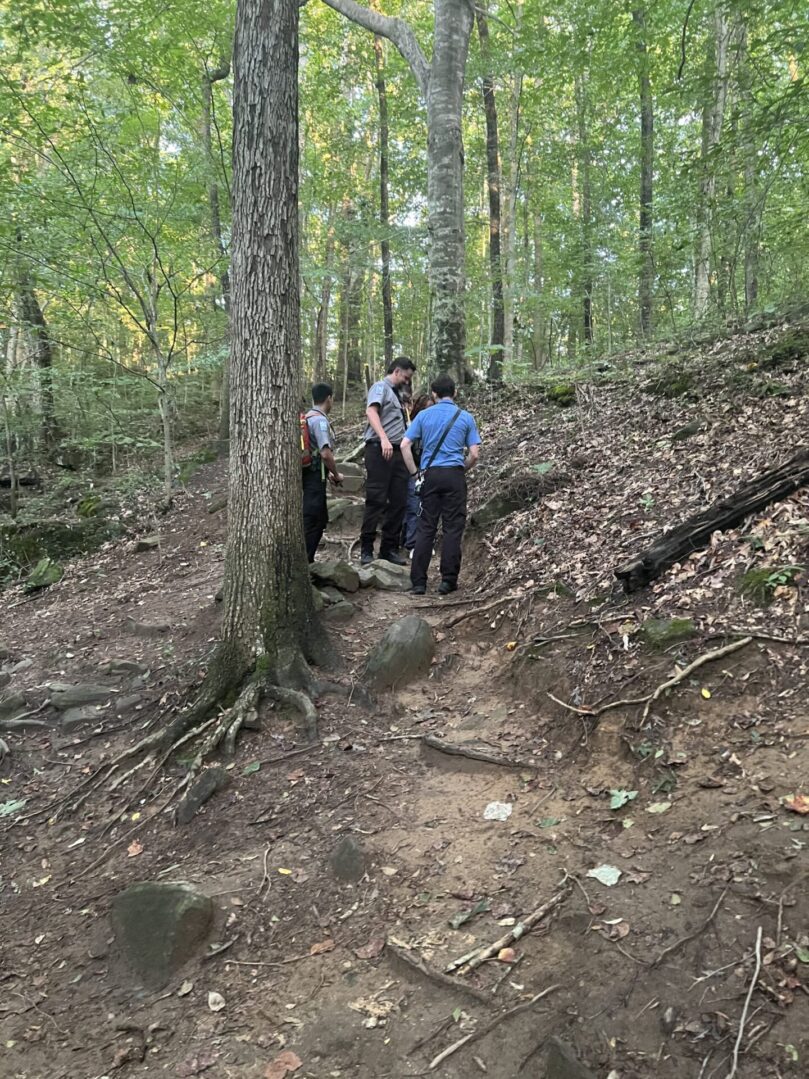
[380,437,393,461]
[329,472,344,486]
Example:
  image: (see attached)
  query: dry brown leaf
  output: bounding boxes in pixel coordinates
[354,937,386,960]
[127,840,143,857]
[309,938,335,956]
[783,794,809,815]
[264,1050,302,1079]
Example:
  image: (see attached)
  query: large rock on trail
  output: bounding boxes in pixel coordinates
[111,881,213,988]
[638,617,696,650]
[364,616,434,690]
[544,1037,597,1079]
[358,559,411,592]
[310,560,360,593]
[326,497,365,530]
[48,682,118,710]
[330,835,367,882]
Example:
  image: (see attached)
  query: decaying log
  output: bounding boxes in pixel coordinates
[615,447,809,591]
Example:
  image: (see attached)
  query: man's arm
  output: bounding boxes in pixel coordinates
[320,446,342,485]
[464,444,480,471]
[365,403,393,460]
[401,437,417,476]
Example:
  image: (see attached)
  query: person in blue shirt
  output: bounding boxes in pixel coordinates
[401,374,481,595]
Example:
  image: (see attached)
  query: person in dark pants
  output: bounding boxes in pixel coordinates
[302,383,342,562]
[360,356,415,566]
[401,374,481,595]
[401,393,433,554]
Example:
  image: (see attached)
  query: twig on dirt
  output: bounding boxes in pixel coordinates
[427,984,562,1070]
[444,593,524,629]
[204,935,239,960]
[706,628,809,646]
[387,943,490,1004]
[726,926,763,1079]
[640,639,752,722]
[407,1014,454,1056]
[446,887,569,975]
[492,953,523,995]
[363,792,401,817]
[255,742,322,767]
[257,844,272,898]
[548,639,753,721]
[421,734,533,771]
[653,887,728,967]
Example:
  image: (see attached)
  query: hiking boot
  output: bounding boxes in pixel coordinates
[360,550,375,566]
[437,580,457,595]
[379,549,407,566]
[409,584,426,595]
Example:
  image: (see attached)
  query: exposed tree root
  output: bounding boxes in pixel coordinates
[49,645,322,828]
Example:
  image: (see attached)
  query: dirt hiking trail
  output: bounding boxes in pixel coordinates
[2,325,809,1079]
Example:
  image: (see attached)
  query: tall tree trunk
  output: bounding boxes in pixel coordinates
[738,24,759,315]
[314,214,336,382]
[502,0,523,369]
[427,0,473,381]
[694,6,732,321]
[337,204,364,385]
[322,0,472,381]
[201,60,233,448]
[633,7,654,339]
[476,2,504,382]
[207,0,317,695]
[17,274,59,452]
[574,74,593,346]
[372,32,394,368]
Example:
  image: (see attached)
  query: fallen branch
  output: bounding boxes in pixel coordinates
[653,887,728,967]
[548,638,753,721]
[387,943,490,1004]
[444,592,524,629]
[615,447,809,591]
[420,735,533,771]
[726,926,763,1079]
[428,984,561,1071]
[446,888,569,976]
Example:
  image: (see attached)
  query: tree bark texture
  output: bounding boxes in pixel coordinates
[427,0,473,380]
[201,60,233,447]
[213,0,316,693]
[372,32,394,368]
[694,7,732,321]
[15,233,59,451]
[574,74,593,346]
[314,213,335,382]
[615,447,809,592]
[322,0,473,382]
[502,0,523,370]
[476,3,504,382]
[633,8,654,339]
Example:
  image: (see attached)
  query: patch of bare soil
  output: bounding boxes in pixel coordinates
[2,327,809,1079]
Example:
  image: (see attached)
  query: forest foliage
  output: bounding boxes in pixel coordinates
[1,0,807,479]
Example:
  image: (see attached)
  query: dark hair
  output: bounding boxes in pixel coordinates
[431,374,455,399]
[311,382,333,405]
[410,393,432,418]
[389,355,416,374]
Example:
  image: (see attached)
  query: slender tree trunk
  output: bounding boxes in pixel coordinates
[427,0,473,381]
[475,2,504,382]
[532,205,545,368]
[372,32,394,367]
[201,60,233,449]
[738,24,759,315]
[314,215,336,382]
[502,0,523,369]
[14,230,59,452]
[694,6,732,321]
[575,74,593,346]
[207,0,317,698]
[633,8,654,339]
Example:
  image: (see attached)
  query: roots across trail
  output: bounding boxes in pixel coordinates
[30,643,323,841]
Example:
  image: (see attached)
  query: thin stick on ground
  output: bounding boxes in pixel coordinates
[548,638,753,720]
[653,887,728,967]
[444,593,524,629]
[726,926,763,1079]
[427,984,561,1070]
[387,944,490,1004]
[445,888,569,975]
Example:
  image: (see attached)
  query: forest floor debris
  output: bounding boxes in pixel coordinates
[1,325,808,1077]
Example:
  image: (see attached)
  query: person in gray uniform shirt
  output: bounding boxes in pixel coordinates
[360,356,415,565]
[302,383,342,562]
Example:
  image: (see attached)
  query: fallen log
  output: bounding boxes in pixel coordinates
[615,447,809,592]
